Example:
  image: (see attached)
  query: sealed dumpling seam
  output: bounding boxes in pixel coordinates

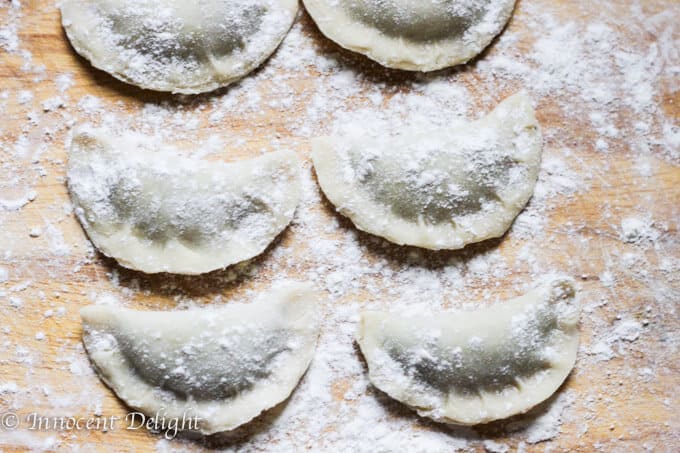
[81,282,321,435]
[61,0,299,93]
[358,277,580,425]
[67,127,302,275]
[311,91,542,250]
[303,0,517,70]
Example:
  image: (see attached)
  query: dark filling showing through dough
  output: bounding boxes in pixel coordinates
[104,2,265,64]
[118,329,290,400]
[385,303,558,396]
[351,148,517,225]
[107,171,271,246]
[345,0,487,42]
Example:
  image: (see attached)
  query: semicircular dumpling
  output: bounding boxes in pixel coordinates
[357,278,580,425]
[67,127,301,275]
[302,0,516,71]
[312,92,542,250]
[81,283,320,435]
[60,0,299,93]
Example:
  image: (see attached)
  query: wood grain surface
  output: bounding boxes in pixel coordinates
[0,0,678,452]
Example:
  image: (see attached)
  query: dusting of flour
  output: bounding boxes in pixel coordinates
[0,0,678,452]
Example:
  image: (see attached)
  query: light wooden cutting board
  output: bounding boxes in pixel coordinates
[0,0,678,451]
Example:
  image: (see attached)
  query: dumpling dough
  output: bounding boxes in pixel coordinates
[303,0,516,70]
[60,0,299,93]
[81,283,320,435]
[358,278,579,425]
[67,127,301,275]
[312,92,542,250]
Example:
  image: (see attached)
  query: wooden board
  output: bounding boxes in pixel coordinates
[0,0,679,451]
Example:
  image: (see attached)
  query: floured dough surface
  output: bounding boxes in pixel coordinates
[303,0,516,70]
[67,127,301,275]
[358,278,580,425]
[312,92,542,250]
[81,283,321,435]
[60,0,299,93]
